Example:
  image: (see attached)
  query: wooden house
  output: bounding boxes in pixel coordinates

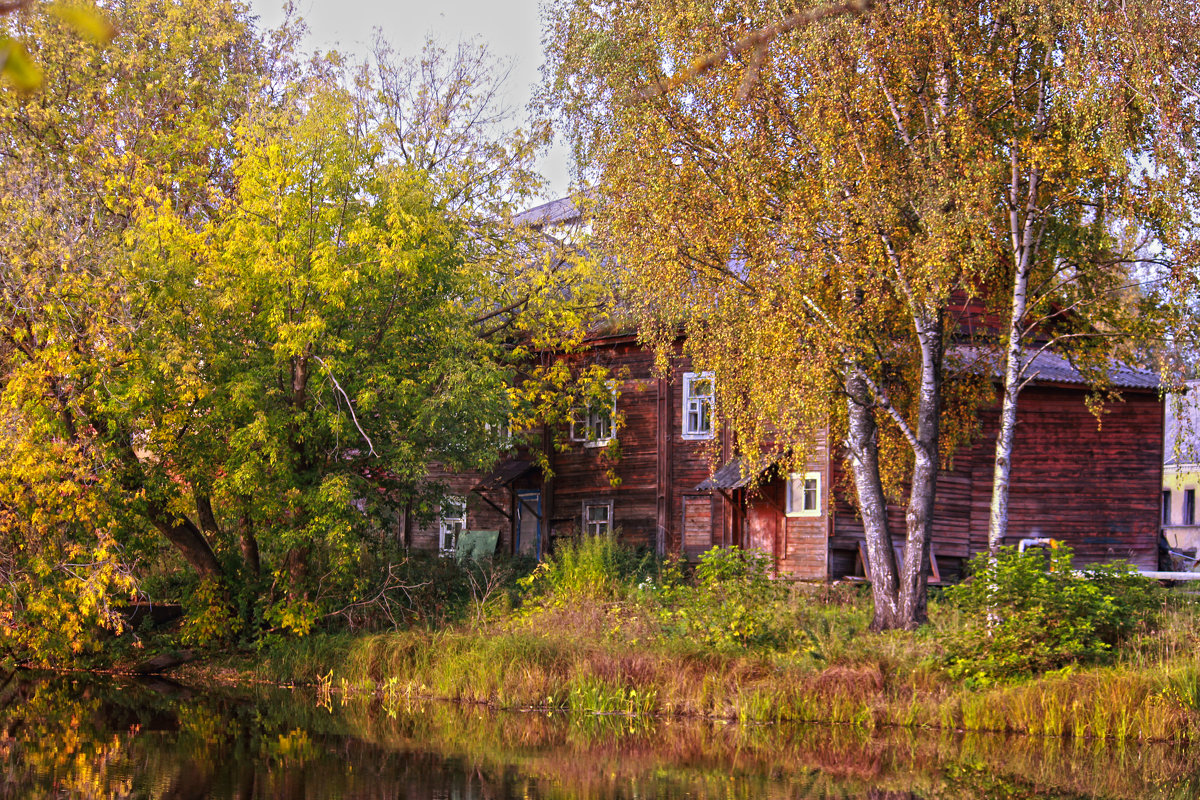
[409,332,1163,579]
[407,200,1164,578]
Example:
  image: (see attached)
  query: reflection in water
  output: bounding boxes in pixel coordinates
[1,671,1198,799]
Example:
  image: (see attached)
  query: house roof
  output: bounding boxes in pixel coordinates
[695,455,779,491]
[513,195,586,228]
[952,347,1159,391]
[472,459,535,493]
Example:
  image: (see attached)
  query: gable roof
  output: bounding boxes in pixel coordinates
[951,347,1159,392]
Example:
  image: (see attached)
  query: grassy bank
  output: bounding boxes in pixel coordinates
[187,540,1200,743]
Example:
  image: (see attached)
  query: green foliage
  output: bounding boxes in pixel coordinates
[942,546,1161,684]
[517,534,654,604]
[656,546,790,652]
[180,578,240,648]
[0,0,609,662]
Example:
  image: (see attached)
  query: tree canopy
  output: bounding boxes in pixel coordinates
[0,1,608,660]
[543,0,1200,628]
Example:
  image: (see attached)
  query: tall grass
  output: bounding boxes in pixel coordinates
[239,542,1200,742]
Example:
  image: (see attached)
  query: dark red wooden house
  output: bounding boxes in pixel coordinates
[412,332,1162,579]
[408,200,1164,578]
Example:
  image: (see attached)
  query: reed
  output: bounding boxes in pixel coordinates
[238,575,1200,743]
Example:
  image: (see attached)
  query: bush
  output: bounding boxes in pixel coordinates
[942,545,1161,684]
[518,533,654,603]
[657,546,791,652]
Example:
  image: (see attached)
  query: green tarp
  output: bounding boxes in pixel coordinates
[455,530,499,562]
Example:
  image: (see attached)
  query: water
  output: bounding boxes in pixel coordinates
[2,671,1198,799]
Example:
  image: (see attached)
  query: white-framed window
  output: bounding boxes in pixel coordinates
[484,420,513,449]
[785,472,821,517]
[438,496,466,556]
[583,500,613,536]
[682,371,715,439]
[570,385,616,447]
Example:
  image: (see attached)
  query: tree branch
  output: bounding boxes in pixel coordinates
[313,355,377,457]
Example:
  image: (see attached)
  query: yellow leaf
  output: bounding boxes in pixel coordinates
[0,39,42,91]
[49,3,115,43]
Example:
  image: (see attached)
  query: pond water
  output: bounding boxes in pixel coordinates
[2,671,1198,799]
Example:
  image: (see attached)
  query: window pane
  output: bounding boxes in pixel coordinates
[803,478,818,511]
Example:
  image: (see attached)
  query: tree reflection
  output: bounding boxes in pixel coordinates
[1,672,1199,799]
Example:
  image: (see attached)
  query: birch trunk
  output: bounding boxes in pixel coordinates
[987,270,1029,554]
[898,320,943,626]
[845,365,902,630]
[989,74,1045,554]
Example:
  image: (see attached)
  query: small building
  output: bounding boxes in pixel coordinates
[1163,380,1200,553]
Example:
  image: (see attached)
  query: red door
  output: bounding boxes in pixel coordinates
[745,500,777,561]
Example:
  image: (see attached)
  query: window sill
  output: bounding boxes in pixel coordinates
[786,510,822,518]
[681,431,714,441]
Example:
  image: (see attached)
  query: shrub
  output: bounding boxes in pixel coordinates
[518,533,654,603]
[942,545,1161,684]
[657,546,791,652]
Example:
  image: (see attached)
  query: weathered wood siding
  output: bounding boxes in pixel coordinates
[830,384,1162,574]
[547,337,719,553]
[408,467,517,554]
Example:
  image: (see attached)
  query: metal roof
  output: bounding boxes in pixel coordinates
[512,196,584,228]
[951,346,1159,391]
[695,455,779,491]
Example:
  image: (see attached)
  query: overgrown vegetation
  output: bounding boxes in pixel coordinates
[157,540,1199,742]
[942,546,1161,684]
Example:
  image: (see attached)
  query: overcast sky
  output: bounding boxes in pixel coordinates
[248,0,572,205]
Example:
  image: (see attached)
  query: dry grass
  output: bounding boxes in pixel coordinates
[248,583,1200,742]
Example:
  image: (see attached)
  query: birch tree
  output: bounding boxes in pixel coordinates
[982,2,1199,553]
[544,0,1194,629]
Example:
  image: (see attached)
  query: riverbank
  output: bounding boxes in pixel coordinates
[11,669,1200,799]
[174,580,1200,743]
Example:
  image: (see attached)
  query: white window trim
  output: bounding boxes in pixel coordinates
[438,496,467,556]
[570,384,617,447]
[682,371,715,440]
[582,499,614,536]
[785,472,822,518]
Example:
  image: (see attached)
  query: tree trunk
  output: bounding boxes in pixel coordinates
[990,92,1045,554]
[240,511,261,578]
[845,365,902,631]
[147,500,222,578]
[195,494,222,538]
[988,301,1026,554]
[898,320,943,628]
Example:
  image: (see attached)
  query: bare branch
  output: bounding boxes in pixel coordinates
[639,0,875,100]
[313,355,377,458]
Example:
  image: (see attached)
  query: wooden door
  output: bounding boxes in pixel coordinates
[745,500,777,559]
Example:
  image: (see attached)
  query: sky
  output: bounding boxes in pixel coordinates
[248,0,572,205]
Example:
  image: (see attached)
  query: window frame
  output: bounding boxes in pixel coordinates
[785,472,822,518]
[438,495,467,557]
[682,371,715,440]
[1185,489,1196,527]
[1163,489,1173,526]
[570,384,617,447]
[582,499,614,536]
